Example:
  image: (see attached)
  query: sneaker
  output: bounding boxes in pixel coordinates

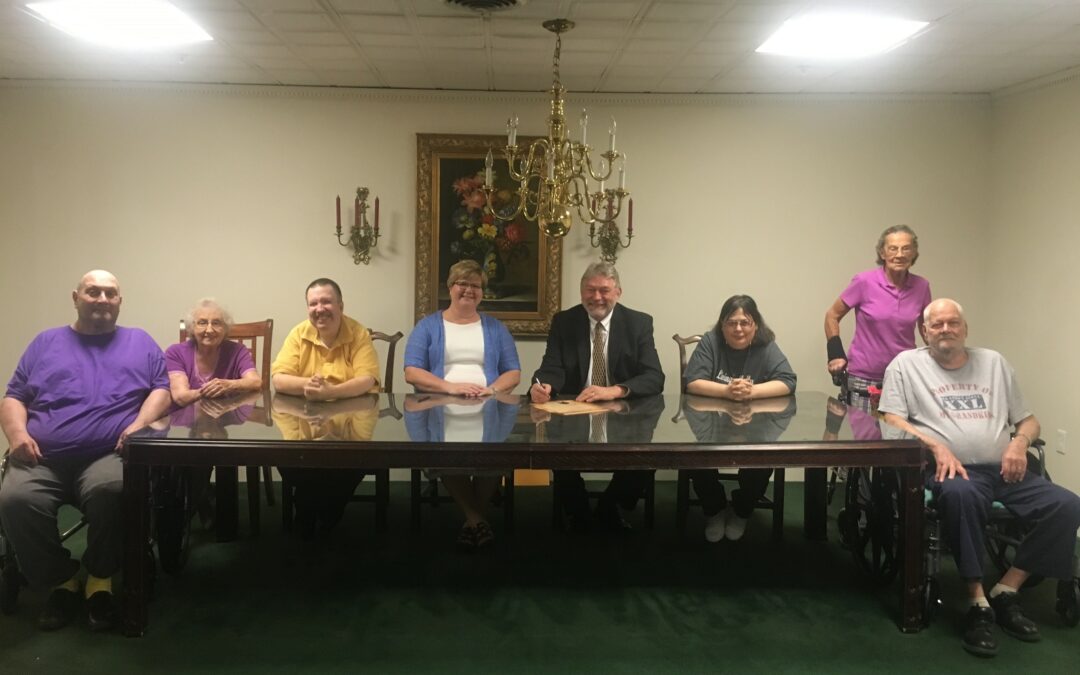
[725,510,749,541]
[704,509,727,543]
[989,591,1041,642]
[962,605,998,657]
[86,591,118,632]
[38,588,81,631]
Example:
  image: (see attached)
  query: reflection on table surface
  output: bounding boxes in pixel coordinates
[142,391,891,446]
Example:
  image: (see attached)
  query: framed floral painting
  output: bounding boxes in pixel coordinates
[415,133,562,336]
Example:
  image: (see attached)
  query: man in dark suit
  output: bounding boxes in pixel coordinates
[530,262,665,530]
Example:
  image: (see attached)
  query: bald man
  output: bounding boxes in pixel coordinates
[880,298,1080,658]
[0,270,170,632]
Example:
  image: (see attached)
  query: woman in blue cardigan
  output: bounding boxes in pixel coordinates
[404,259,521,550]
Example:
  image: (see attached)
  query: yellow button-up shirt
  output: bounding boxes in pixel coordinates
[271,315,381,390]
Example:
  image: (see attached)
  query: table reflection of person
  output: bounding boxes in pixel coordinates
[403,393,520,550]
[166,298,262,408]
[404,260,521,550]
[270,278,381,539]
[683,295,797,543]
[534,395,665,531]
[273,394,380,538]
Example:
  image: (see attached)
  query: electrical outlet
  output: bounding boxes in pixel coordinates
[1056,429,1067,456]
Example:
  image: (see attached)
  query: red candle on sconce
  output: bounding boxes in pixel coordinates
[374,197,380,233]
[627,197,633,235]
[336,196,341,234]
[354,196,360,229]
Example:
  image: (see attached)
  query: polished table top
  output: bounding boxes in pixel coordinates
[127,391,920,470]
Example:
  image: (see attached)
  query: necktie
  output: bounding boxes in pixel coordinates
[591,322,608,387]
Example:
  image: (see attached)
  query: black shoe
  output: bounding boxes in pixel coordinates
[456,524,477,552]
[962,606,998,657]
[86,591,118,632]
[38,588,81,631]
[989,591,1041,642]
[473,521,495,549]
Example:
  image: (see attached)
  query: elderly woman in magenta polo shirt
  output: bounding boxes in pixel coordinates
[824,225,931,404]
[166,298,262,407]
[404,259,521,550]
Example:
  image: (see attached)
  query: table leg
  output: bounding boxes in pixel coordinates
[803,467,828,540]
[122,462,149,637]
[215,466,239,542]
[899,464,924,633]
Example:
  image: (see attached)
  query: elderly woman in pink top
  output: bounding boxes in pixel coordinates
[824,225,931,403]
[166,298,262,408]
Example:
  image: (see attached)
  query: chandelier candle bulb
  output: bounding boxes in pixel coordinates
[619,165,625,190]
[580,109,588,146]
[485,149,494,186]
[608,118,616,152]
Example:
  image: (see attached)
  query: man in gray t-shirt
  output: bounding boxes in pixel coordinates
[880,298,1080,658]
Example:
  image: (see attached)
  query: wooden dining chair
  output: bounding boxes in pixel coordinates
[279,329,403,535]
[671,332,786,540]
[180,319,274,536]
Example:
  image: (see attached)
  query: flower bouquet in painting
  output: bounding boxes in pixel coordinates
[448,171,530,299]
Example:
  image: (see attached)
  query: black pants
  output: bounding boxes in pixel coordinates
[688,468,773,518]
[280,468,367,532]
[554,470,653,520]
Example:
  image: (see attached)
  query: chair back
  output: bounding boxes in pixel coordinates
[180,319,274,385]
[368,330,404,393]
[672,333,703,386]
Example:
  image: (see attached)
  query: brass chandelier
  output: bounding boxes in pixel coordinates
[482,18,630,239]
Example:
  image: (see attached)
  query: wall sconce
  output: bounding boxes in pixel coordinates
[589,195,633,263]
[335,187,380,265]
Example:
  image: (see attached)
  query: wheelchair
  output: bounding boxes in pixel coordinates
[0,452,193,616]
[837,439,1080,628]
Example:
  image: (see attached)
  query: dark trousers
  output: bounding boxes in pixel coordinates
[554,470,653,519]
[280,468,367,532]
[689,468,773,518]
[0,453,123,588]
[933,464,1080,579]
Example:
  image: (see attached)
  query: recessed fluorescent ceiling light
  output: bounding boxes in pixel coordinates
[26,0,212,50]
[756,13,927,59]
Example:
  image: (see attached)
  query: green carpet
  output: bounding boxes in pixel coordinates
[1,481,1077,674]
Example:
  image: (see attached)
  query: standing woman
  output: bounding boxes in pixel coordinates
[166,298,262,408]
[404,259,521,550]
[683,295,796,542]
[824,225,931,404]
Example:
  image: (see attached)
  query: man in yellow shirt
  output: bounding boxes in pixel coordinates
[271,278,381,538]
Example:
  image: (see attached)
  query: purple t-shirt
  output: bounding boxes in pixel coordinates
[164,339,256,389]
[841,267,931,381]
[5,326,169,459]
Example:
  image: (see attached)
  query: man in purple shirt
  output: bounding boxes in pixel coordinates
[0,270,170,632]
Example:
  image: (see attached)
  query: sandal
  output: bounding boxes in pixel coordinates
[456,523,477,552]
[473,521,495,549]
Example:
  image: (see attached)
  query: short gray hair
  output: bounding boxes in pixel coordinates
[922,298,965,324]
[185,298,234,338]
[580,261,621,289]
[875,224,920,266]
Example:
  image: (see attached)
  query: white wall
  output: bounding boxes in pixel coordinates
[987,75,1080,492]
[0,82,1007,481]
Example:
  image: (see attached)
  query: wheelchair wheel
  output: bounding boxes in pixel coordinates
[1057,578,1080,627]
[921,577,942,626]
[154,467,193,575]
[840,467,900,585]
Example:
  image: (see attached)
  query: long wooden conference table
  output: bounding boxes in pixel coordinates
[121,391,925,637]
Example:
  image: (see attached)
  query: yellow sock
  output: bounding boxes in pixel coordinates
[85,575,112,598]
[56,575,80,594]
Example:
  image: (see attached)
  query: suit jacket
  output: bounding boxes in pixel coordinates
[533,304,665,398]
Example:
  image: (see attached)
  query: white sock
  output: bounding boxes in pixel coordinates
[989,583,1018,599]
[971,596,990,608]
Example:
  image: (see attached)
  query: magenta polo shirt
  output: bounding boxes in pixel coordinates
[840,267,932,381]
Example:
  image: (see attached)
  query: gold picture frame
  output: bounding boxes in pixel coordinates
[415,133,562,336]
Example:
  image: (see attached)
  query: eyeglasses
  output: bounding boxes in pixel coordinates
[194,319,225,329]
[723,319,754,330]
[884,245,914,255]
[453,281,483,291]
